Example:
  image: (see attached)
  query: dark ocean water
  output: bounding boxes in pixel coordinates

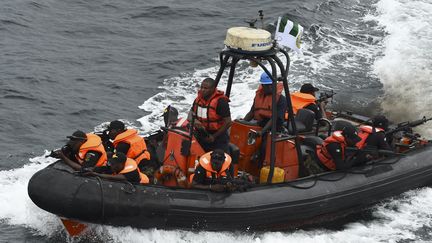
[1,0,431,242]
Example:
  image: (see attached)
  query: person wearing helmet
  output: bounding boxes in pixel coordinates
[190,77,232,152]
[52,130,108,171]
[191,149,234,192]
[107,120,154,175]
[355,115,392,161]
[312,126,364,173]
[90,152,149,184]
[243,72,287,135]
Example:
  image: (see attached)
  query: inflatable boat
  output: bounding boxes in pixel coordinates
[28,18,432,233]
[28,142,432,231]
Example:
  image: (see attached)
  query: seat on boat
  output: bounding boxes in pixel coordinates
[302,136,323,148]
[287,108,316,134]
[332,119,356,132]
[235,119,260,126]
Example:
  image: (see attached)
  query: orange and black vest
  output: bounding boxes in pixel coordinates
[113,129,150,164]
[316,131,346,170]
[290,92,316,115]
[356,125,384,149]
[253,83,284,121]
[192,90,229,132]
[197,152,232,180]
[76,133,107,167]
[118,158,149,184]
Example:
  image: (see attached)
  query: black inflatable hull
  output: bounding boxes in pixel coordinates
[28,145,432,231]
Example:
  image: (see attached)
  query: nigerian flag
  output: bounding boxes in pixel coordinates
[275,16,303,54]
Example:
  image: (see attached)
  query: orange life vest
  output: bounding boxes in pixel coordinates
[198,152,232,179]
[119,158,149,184]
[192,90,229,132]
[253,83,284,121]
[290,92,316,115]
[76,133,107,167]
[356,125,384,149]
[113,129,150,164]
[316,131,346,170]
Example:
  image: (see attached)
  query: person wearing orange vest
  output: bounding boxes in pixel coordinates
[90,152,149,184]
[355,115,392,162]
[107,120,155,174]
[313,126,363,173]
[243,72,287,135]
[191,149,234,192]
[53,130,108,171]
[290,83,327,120]
[190,78,232,152]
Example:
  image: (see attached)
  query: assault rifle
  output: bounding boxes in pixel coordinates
[317,90,336,103]
[95,129,113,152]
[47,144,73,158]
[385,116,432,137]
[345,146,405,157]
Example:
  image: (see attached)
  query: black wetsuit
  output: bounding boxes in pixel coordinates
[363,131,392,150]
[322,143,366,170]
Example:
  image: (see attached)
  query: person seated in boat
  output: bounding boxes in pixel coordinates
[52,130,108,171]
[304,126,364,174]
[90,152,149,184]
[189,77,232,152]
[355,115,392,161]
[243,72,287,136]
[107,120,157,176]
[191,149,235,192]
[290,83,327,120]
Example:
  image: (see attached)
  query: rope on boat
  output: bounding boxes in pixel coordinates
[95,176,105,223]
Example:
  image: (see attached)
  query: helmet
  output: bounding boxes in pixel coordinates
[372,115,389,130]
[260,72,273,85]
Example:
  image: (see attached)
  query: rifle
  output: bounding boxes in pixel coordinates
[95,129,113,152]
[145,130,165,142]
[345,147,405,157]
[386,116,432,137]
[317,90,336,103]
[46,144,73,158]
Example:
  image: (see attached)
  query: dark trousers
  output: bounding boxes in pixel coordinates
[197,132,229,153]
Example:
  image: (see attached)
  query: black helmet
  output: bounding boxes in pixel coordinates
[372,115,389,130]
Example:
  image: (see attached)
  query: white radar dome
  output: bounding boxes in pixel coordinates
[224,27,272,52]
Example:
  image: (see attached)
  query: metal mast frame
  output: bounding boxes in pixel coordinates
[214,48,303,183]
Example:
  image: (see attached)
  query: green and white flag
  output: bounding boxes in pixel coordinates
[275,16,303,54]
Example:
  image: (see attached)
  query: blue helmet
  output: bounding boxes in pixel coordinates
[260,72,273,85]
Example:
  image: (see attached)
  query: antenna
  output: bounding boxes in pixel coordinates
[259,10,264,29]
[245,18,257,28]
